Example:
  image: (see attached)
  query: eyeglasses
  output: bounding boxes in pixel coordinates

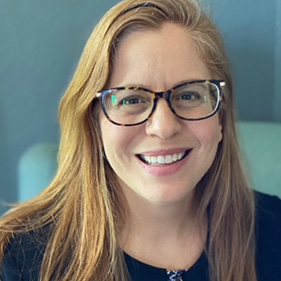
[96,80,225,126]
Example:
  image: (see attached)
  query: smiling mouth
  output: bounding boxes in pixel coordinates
[138,150,191,166]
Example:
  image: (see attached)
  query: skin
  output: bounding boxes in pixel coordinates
[99,23,222,270]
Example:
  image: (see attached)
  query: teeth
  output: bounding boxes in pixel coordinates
[151,156,157,164]
[165,155,173,164]
[140,152,187,165]
[158,156,165,164]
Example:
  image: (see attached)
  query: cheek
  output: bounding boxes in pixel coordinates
[217,122,223,143]
[99,115,141,161]
[208,124,222,148]
[99,115,115,154]
[193,118,222,148]
[209,117,222,141]
[100,118,121,156]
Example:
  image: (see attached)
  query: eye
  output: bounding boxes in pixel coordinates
[105,89,152,115]
[172,90,203,109]
[108,90,150,107]
[177,91,202,101]
[120,95,147,105]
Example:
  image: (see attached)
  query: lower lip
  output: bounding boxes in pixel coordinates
[137,152,191,177]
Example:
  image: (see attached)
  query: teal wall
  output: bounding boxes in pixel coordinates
[274,0,281,121]
[0,0,280,214]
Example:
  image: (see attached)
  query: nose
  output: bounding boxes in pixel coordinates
[145,99,182,139]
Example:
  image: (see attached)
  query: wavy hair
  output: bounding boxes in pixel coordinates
[0,0,256,280]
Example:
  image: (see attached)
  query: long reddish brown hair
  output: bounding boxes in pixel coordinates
[0,1,256,280]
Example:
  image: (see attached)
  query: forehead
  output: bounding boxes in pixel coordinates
[109,23,210,90]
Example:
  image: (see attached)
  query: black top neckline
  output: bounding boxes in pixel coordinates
[123,250,206,272]
[124,250,209,281]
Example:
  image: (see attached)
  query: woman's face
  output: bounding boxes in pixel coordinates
[99,23,222,206]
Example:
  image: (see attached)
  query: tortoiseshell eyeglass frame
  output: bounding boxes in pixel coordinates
[95,80,225,126]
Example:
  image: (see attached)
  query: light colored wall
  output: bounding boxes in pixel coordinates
[0,0,280,214]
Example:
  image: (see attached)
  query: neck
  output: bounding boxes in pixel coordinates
[124,191,198,235]
[118,187,207,270]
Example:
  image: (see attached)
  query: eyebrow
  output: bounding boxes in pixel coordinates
[118,79,206,91]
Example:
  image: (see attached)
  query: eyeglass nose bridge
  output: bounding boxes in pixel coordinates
[148,90,178,120]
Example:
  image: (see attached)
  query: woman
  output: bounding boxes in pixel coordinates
[1,0,281,280]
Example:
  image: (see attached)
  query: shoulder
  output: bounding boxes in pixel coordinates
[255,191,281,228]
[254,191,281,281]
[0,230,47,281]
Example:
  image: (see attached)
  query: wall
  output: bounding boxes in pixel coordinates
[0,0,280,214]
[274,0,281,121]
[207,0,279,121]
[0,0,120,214]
